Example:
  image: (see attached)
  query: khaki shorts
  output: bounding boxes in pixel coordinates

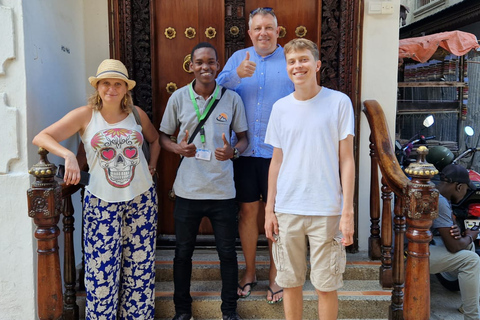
[272,213,346,292]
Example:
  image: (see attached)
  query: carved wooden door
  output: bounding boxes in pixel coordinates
[116,0,362,248]
[151,0,323,236]
[151,0,226,237]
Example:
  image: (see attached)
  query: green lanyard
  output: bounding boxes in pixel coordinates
[188,82,219,145]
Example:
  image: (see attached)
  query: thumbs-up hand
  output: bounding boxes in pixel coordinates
[236,51,256,78]
[178,130,196,157]
[215,133,234,161]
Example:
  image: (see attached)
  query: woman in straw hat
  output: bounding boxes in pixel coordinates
[33,59,160,319]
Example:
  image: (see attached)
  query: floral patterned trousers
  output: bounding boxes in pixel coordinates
[83,185,158,320]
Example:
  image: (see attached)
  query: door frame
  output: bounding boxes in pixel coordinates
[108,0,364,252]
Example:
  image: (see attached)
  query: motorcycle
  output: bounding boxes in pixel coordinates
[451,126,480,230]
[426,126,480,291]
[395,115,435,169]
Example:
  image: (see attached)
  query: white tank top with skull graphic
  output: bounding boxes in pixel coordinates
[81,109,153,202]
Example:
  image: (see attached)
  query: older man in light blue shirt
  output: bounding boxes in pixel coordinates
[217,7,294,304]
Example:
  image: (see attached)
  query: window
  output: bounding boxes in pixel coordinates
[417,0,432,6]
[414,0,446,16]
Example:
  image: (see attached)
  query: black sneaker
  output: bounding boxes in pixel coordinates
[172,314,193,320]
[222,313,242,320]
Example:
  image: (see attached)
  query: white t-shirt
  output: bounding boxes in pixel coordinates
[265,87,355,216]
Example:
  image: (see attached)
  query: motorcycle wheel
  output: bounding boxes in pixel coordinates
[435,272,460,291]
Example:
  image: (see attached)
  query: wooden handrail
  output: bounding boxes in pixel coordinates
[363,100,410,195]
[363,100,439,320]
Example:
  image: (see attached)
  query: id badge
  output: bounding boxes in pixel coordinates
[195,148,211,161]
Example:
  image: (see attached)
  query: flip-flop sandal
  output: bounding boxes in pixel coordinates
[266,286,284,304]
[237,281,257,298]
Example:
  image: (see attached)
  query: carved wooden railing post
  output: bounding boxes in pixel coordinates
[61,192,79,320]
[369,135,382,260]
[78,187,86,292]
[27,148,63,320]
[390,195,407,319]
[380,177,393,289]
[403,146,439,320]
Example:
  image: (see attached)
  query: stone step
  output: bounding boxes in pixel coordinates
[154,279,390,319]
[75,250,465,319]
[155,260,381,282]
[155,250,381,282]
[77,279,390,319]
[77,250,390,319]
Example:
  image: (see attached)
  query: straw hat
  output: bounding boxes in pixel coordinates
[88,59,136,90]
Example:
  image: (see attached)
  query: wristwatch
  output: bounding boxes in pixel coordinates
[232,147,240,160]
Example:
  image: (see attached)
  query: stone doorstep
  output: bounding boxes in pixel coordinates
[155,296,390,319]
[77,251,390,319]
[77,278,390,319]
[74,249,464,319]
[154,279,390,319]
[155,259,382,282]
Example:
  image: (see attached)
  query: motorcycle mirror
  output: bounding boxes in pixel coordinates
[423,115,434,128]
[465,126,475,137]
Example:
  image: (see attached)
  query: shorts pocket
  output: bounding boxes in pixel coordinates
[330,237,346,275]
[272,234,285,271]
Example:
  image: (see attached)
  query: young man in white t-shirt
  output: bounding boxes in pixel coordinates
[264,38,355,320]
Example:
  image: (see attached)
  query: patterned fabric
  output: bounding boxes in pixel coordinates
[83,185,158,320]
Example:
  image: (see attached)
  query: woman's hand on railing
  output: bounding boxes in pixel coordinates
[61,155,81,185]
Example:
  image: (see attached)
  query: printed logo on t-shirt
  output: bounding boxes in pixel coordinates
[91,128,143,188]
[216,113,228,122]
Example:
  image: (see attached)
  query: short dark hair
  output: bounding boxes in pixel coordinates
[191,42,218,61]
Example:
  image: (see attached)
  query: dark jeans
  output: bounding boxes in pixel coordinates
[173,196,239,315]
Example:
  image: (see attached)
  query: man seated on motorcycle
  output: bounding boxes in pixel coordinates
[430,164,480,319]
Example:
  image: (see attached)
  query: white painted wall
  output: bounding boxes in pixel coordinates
[358,0,401,250]
[0,0,35,318]
[0,0,108,319]
[83,0,110,94]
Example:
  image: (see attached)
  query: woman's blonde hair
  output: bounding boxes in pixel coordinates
[88,90,134,113]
